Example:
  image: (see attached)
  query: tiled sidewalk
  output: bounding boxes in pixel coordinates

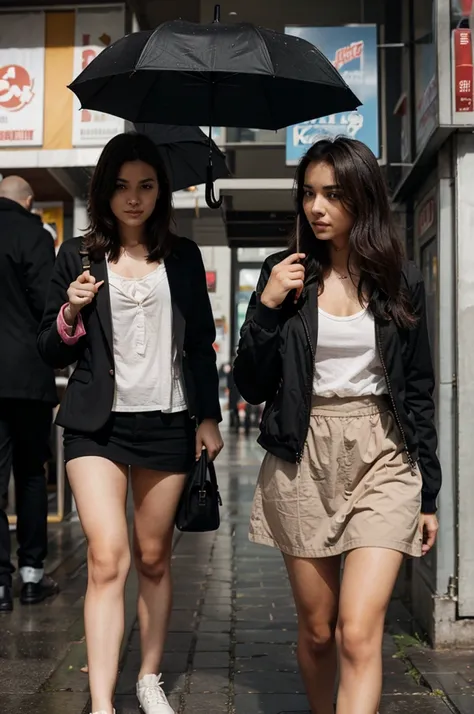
[115,436,454,714]
[0,430,467,714]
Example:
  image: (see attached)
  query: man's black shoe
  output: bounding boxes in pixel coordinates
[0,585,13,612]
[20,575,59,605]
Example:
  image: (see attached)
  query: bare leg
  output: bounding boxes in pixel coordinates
[336,548,404,714]
[67,457,130,714]
[283,553,341,714]
[131,468,186,678]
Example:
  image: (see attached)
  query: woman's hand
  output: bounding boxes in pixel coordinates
[64,271,104,326]
[195,419,224,461]
[260,253,306,309]
[419,513,439,556]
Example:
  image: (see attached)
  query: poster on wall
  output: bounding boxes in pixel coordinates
[35,202,64,253]
[285,25,379,165]
[72,6,125,147]
[0,12,45,147]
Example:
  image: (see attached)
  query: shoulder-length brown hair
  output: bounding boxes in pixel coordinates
[290,136,415,329]
[83,132,175,262]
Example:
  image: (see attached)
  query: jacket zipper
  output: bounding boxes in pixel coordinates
[297,311,315,463]
[375,324,415,470]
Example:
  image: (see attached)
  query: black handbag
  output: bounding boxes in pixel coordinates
[175,449,222,532]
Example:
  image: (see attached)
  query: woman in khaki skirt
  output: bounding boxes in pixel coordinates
[233,137,440,714]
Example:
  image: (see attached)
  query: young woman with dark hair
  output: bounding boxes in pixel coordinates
[233,137,440,714]
[38,132,223,714]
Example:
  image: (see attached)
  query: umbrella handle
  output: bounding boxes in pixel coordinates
[206,165,223,209]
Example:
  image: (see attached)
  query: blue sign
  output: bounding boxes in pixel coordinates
[285,25,379,165]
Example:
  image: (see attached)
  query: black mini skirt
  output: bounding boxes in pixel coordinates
[63,410,196,473]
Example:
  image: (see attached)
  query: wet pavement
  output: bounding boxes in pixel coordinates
[0,429,471,714]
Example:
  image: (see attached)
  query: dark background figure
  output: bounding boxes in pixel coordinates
[227,362,241,430]
[0,176,59,612]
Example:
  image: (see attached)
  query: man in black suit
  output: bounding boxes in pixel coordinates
[0,176,59,611]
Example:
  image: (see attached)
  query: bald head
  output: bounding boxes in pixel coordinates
[0,176,34,211]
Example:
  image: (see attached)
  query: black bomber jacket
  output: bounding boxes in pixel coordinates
[233,251,441,514]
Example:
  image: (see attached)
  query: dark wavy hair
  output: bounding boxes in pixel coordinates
[83,132,175,262]
[291,136,415,328]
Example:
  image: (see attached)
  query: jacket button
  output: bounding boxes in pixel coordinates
[109,369,114,377]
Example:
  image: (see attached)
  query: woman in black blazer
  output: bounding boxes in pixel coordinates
[38,133,223,714]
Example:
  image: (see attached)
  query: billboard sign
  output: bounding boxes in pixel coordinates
[285,25,379,165]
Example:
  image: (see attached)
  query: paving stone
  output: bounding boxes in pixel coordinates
[0,693,90,714]
[198,619,231,633]
[234,670,305,693]
[189,669,229,693]
[446,693,474,714]
[122,648,188,675]
[235,629,298,644]
[128,630,194,652]
[195,634,231,652]
[193,651,230,669]
[0,659,56,694]
[234,693,310,713]
[201,604,232,619]
[381,671,427,695]
[182,692,228,713]
[2,608,81,633]
[0,632,71,660]
[236,620,298,632]
[378,695,451,713]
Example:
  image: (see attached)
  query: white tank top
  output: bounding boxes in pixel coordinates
[107,263,187,413]
[313,307,387,398]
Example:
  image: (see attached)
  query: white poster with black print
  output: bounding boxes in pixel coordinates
[72,5,125,147]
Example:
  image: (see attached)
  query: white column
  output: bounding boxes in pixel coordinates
[456,132,474,616]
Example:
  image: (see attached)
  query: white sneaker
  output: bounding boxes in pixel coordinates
[137,673,174,713]
[90,710,115,714]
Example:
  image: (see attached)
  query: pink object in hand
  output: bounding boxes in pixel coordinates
[57,303,86,345]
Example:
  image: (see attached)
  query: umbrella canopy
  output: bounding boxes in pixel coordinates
[135,124,230,194]
[69,7,360,130]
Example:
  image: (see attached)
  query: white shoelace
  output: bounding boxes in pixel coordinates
[142,675,168,706]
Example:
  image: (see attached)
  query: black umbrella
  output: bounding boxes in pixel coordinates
[69,4,360,207]
[135,124,230,196]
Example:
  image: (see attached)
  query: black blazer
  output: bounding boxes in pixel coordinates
[38,236,222,432]
[0,198,57,404]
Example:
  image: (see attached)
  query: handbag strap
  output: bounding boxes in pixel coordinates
[79,241,91,271]
[198,450,221,504]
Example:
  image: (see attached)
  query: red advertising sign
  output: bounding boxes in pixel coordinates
[454,28,474,112]
[206,271,217,293]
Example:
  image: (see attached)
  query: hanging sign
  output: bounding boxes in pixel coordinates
[0,12,45,146]
[453,28,474,112]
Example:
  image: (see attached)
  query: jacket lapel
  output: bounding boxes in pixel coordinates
[89,257,114,357]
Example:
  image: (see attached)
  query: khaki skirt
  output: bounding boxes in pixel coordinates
[249,396,422,559]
